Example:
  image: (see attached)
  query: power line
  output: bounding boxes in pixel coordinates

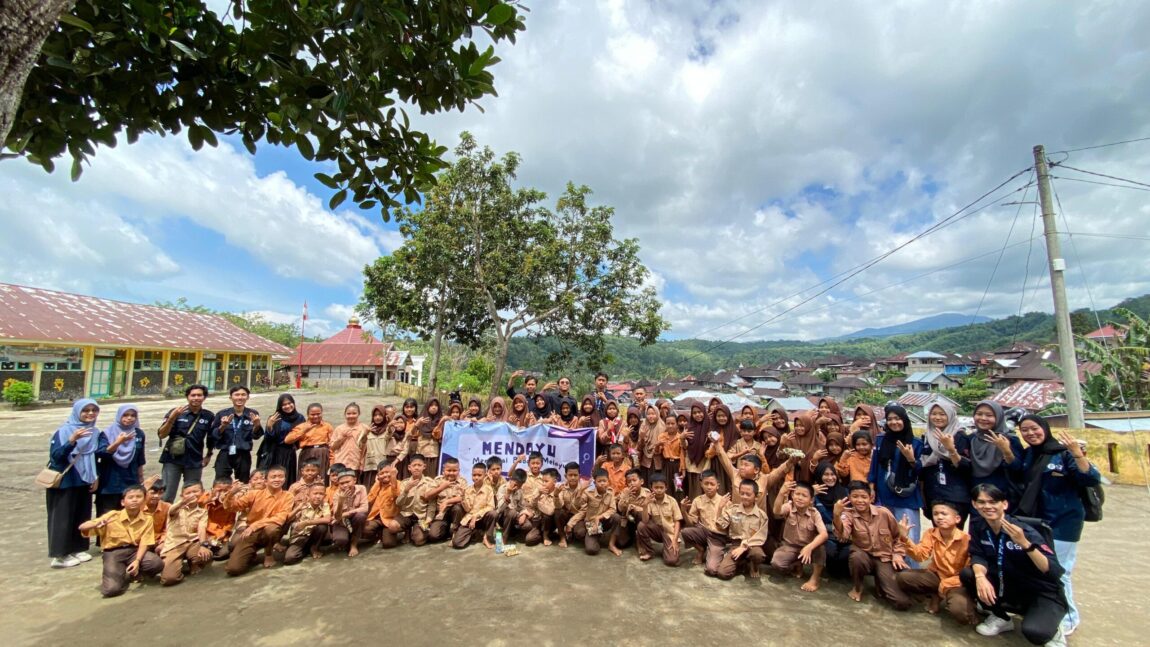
[973,169,1034,325]
[1050,176,1150,496]
[1050,136,1150,154]
[1049,175,1150,192]
[1053,163,1150,190]
[1062,232,1150,242]
[684,168,1035,342]
[674,168,1036,366]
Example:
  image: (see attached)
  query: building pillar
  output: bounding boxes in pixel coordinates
[245,353,253,389]
[161,350,171,393]
[125,348,136,397]
[193,351,202,384]
[82,346,96,398]
[31,361,42,400]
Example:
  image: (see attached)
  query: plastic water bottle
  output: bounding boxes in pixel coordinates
[494,529,504,554]
[673,473,684,492]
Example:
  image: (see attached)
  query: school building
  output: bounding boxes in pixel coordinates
[0,283,291,401]
[281,316,422,389]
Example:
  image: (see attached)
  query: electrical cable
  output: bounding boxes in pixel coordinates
[972,170,1034,324]
[1049,136,1150,155]
[1053,163,1150,190]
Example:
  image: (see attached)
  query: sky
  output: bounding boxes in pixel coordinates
[2,0,1149,342]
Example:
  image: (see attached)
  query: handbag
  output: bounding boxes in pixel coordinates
[885,459,918,497]
[35,454,80,489]
[168,435,187,458]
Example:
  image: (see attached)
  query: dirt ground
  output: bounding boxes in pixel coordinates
[1,390,1146,646]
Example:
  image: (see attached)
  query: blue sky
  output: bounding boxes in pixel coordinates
[2,0,1149,342]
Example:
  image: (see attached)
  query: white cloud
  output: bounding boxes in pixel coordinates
[411,0,1150,339]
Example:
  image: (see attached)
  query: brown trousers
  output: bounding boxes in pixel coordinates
[770,542,827,570]
[428,504,464,543]
[330,512,367,552]
[569,513,620,555]
[101,546,163,597]
[399,514,429,546]
[848,548,912,610]
[160,543,210,586]
[524,513,557,547]
[283,526,329,564]
[636,521,680,566]
[451,511,496,549]
[362,517,404,549]
[896,569,978,625]
[681,526,726,575]
[225,524,284,576]
[713,542,766,580]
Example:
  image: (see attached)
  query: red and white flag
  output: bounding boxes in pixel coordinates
[302,301,309,321]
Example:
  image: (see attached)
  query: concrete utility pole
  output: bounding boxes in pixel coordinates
[1033,145,1085,427]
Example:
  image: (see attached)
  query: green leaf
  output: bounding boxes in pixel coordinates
[296,133,315,160]
[314,172,340,189]
[188,125,204,151]
[485,3,516,25]
[329,189,348,210]
[58,14,96,33]
[70,157,83,181]
[169,40,201,60]
[201,128,218,148]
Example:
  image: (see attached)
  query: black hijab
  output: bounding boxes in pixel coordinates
[813,462,847,510]
[275,393,305,427]
[1017,414,1065,517]
[878,404,916,486]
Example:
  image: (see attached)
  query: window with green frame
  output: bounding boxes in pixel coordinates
[228,355,248,371]
[251,355,269,371]
[169,352,196,371]
[133,351,163,370]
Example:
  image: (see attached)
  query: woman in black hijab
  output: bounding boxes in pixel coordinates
[258,393,305,486]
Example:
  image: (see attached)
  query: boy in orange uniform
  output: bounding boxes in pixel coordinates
[595,444,633,495]
[202,477,236,560]
[894,501,977,624]
[223,465,294,575]
[363,463,403,548]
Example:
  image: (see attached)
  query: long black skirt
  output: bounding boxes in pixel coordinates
[47,486,92,558]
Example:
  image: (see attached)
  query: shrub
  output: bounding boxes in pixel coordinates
[2,380,36,405]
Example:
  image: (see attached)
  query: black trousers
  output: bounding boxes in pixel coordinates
[214,450,253,482]
[960,567,1067,645]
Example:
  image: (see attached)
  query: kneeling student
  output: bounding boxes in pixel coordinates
[770,481,829,592]
[452,463,495,549]
[894,500,977,625]
[159,482,213,586]
[612,469,650,554]
[330,470,369,556]
[283,483,332,564]
[79,485,163,597]
[636,474,682,566]
[523,468,560,546]
[833,480,911,608]
[223,466,294,576]
[428,458,468,543]
[713,479,768,579]
[681,471,728,574]
[396,455,436,546]
[566,469,618,555]
[363,464,403,548]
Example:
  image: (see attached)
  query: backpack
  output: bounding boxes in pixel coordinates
[1080,481,1104,522]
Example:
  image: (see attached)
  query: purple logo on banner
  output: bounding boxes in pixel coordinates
[439,421,598,477]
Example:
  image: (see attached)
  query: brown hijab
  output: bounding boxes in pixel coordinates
[484,396,508,423]
[708,404,739,449]
[507,394,534,428]
[781,411,826,482]
[818,396,843,420]
[369,405,389,435]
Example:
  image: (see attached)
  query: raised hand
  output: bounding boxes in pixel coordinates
[896,440,915,462]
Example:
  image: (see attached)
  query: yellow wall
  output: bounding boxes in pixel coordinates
[1071,428,1150,486]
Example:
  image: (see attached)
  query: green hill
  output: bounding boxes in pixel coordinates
[505,294,1150,379]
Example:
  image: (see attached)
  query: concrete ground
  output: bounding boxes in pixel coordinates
[0,390,1146,646]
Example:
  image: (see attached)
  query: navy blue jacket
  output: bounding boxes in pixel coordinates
[969,514,1063,597]
[869,435,924,510]
[919,442,972,505]
[1016,450,1101,542]
[96,428,146,495]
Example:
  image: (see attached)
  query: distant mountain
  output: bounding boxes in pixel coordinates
[828,313,993,340]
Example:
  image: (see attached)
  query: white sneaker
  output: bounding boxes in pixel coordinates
[976,614,1014,636]
[1045,628,1067,647]
[70,551,93,563]
[50,556,81,569]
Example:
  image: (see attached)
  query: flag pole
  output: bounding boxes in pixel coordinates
[296,301,307,388]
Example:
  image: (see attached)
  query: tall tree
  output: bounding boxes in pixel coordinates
[365,132,668,397]
[2,0,525,215]
[359,214,490,392]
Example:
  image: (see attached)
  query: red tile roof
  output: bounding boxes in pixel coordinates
[282,320,391,367]
[0,283,290,355]
[1085,324,1123,340]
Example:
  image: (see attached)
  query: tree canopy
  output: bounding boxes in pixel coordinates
[359,132,669,397]
[155,298,314,349]
[2,0,526,215]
